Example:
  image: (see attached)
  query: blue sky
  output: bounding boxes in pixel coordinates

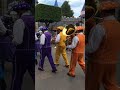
[38,0,85,18]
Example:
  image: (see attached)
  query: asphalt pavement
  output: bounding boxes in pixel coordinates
[35,46,85,90]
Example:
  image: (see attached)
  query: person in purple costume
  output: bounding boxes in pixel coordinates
[38,27,57,73]
[10,2,35,90]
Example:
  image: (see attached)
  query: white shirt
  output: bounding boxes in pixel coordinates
[55,34,60,43]
[12,11,31,45]
[40,31,48,45]
[67,33,83,49]
[0,19,7,36]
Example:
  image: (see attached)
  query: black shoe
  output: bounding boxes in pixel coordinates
[65,65,69,68]
[67,73,75,77]
[52,69,57,73]
[55,64,59,66]
[38,67,44,71]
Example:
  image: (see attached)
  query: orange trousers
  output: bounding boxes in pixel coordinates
[68,53,85,75]
[85,62,119,90]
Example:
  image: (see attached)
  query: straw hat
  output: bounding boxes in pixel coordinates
[99,1,119,11]
[56,26,64,31]
[12,1,30,11]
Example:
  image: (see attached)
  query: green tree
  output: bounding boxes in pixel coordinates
[35,4,61,27]
[61,1,74,17]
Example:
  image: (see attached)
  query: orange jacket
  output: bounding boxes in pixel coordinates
[91,20,120,64]
[73,33,85,53]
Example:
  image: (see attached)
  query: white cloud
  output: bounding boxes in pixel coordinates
[38,0,85,17]
[38,0,47,4]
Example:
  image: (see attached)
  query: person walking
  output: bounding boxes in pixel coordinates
[67,27,85,77]
[85,1,120,90]
[11,2,35,90]
[55,26,69,68]
[38,27,57,73]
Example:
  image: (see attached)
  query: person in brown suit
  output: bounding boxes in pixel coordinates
[85,1,120,90]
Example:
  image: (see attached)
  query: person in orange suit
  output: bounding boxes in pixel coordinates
[55,26,69,68]
[67,26,85,77]
[85,1,120,90]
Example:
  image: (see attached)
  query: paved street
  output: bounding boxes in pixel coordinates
[35,46,120,90]
[5,62,34,90]
[4,46,120,90]
[35,46,85,90]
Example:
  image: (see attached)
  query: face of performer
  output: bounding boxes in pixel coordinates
[17,9,27,17]
[10,12,18,22]
[75,30,83,35]
[71,33,76,37]
[57,30,62,34]
[41,30,45,33]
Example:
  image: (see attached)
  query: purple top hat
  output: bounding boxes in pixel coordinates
[40,26,48,31]
[12,1,31,11]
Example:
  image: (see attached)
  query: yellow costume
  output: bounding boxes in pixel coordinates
[55,32,69,67]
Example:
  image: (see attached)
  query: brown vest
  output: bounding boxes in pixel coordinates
[73,33,85,53]
[91,20,120,64]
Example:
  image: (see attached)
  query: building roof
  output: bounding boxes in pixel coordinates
[80,4,85,18]
[54,0,58,7]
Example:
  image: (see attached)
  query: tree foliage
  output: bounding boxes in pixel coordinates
[35,4,61,23]
[61,1,74,17]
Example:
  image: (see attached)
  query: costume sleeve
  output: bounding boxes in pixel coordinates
[40,34,45,45]
[12,19,25,45]
[0,19,7,36]
[67,36,79,49]
[85,24,105,54]
[35,34,38,41]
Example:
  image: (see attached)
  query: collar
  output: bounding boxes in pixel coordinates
[75,32,83,35]
[103,15,116,20]
[21,11,31,16]
[80,32,83,34]
[44,31,48,33]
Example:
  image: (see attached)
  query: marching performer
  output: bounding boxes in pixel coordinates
[38,27,57,73]
[85,1,120,90]
[11,2,35,90]
[67,26,85,77]
[55,26,69,67]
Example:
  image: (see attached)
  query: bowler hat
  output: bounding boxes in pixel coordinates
[99,1,119,11]
[12,1,30,11]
